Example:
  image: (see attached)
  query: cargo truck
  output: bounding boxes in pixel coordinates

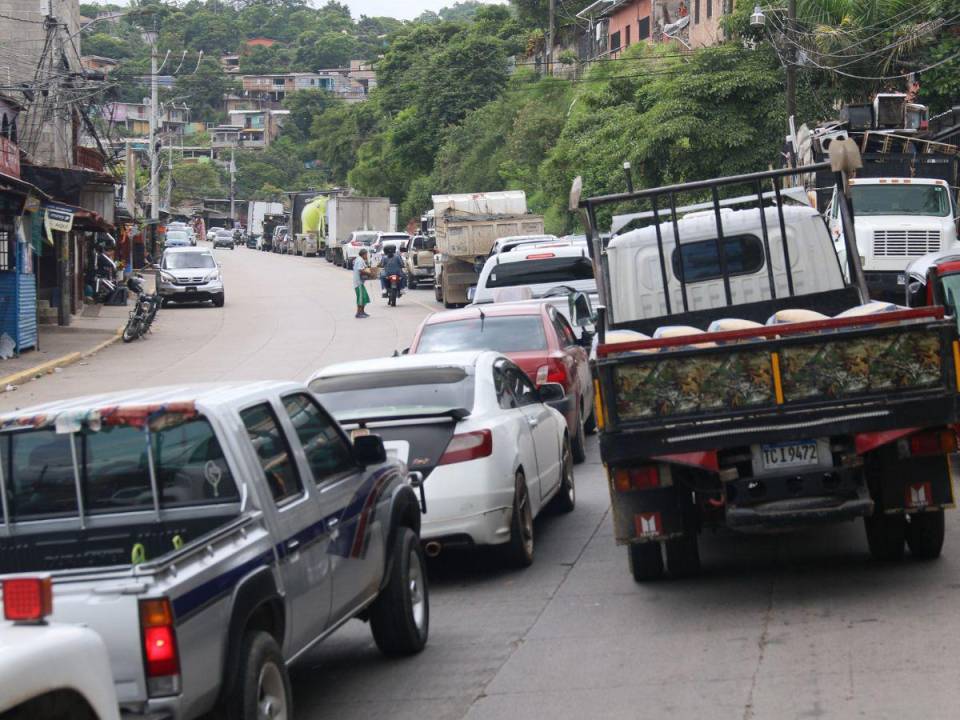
[323,196,392,266]
[433,191,545,308]
[245,201,283,244]
[572,145,960,581]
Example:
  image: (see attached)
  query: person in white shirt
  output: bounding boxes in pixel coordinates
[352,248,371,318]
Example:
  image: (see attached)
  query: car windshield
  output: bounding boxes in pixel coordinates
[164,252,216,269]
[354,233,378,245]
[486,256,594,289]
[310,367,475,420]
[417,316,547,353]
[167,231,188,240]
[851,184,952,217]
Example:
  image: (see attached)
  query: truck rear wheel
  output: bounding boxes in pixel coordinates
[226,631,292,720]
[864,512,906,561]
[628,541,664,582]
[906,510,945,560]
[369,527,429,656]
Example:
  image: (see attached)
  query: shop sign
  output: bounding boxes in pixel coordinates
[45,203,75,233]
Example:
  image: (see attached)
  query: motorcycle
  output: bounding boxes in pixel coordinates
[386,274,402,307]
[122,274,161,343]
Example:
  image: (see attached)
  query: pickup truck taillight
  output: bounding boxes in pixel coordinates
[140,598,181,697]
[2,576,52,623]
[439,430,493,465]
[613,466,660,492]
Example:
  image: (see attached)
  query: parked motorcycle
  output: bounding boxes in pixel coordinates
[122,274,161,342]
[386,274,402,307]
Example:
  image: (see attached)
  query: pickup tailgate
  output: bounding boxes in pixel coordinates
[3,574,149,703]
[595,308,960,459]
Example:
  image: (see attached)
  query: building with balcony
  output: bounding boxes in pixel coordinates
[241,63,377,105]
[81,55,119,76]
[103,101,191,137]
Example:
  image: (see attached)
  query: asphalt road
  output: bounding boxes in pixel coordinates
[4,245,959,720]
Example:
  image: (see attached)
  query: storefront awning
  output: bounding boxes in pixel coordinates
[0,171,50,201]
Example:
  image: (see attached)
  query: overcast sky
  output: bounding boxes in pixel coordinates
[343,0,507,21]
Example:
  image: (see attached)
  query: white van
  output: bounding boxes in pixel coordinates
[607,205,845,323]
[827,177,959,301]
[471,245,596,304]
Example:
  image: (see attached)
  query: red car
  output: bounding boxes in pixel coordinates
[409,302,595,462]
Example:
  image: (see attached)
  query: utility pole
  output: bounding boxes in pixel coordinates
[785,0,797,121]
[547,0,556,76]
[166,141,173,211]
[146,31,160,221]
[229,145,235,223]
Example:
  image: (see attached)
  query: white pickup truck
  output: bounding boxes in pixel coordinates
[828,177,960,301]
[1,576,120,720]
[0,382,429,720]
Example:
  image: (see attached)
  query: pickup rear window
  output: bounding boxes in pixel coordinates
[486,256,594,288]
[671,234,765,283]
[0,419,238,522]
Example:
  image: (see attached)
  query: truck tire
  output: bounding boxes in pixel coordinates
[553,436,576,513]
[864,512,906,561]
[628,541,664,582]
[665,534,701,577]
[226,631,292,720]
[906,510,945,560]
[369,527,429,657]
[504,472,534,567]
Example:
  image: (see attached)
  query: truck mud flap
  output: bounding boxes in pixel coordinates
[868,453,957,514]
[726,488,874,529]
[610,485,685,545]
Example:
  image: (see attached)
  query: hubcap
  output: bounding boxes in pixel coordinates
[257,662,287,720]
[408,547,426,633]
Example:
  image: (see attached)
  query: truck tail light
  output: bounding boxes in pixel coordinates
[613,466,660,492]
[140,598,181,697]
[439,430,492,465]
[907,430,957,457]
[2,577,52,623]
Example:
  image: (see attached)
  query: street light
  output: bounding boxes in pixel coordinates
[750,5,765,28]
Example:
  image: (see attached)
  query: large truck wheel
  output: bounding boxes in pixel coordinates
[906,510,945,560]
[665,534,700,577]
[628,541,663,582]
[864,511,906,561]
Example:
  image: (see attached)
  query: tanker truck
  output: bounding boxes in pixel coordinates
[296,195,327,257]
[433,191,545,307]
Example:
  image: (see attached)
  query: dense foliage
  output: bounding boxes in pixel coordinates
[82,0,958,230]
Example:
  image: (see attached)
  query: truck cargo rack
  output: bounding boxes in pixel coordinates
[574,162,868,335]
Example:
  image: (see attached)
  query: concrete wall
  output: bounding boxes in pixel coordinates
[608,0,652,54]
[688,0,729,47]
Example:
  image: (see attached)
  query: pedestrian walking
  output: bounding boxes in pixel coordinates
[353,248,372,318]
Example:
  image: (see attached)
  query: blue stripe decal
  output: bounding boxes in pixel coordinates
[172,550,273,620]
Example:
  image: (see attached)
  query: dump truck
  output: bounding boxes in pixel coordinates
[573,146,960,581]
[433,191,545,308]
[323,196,392,266]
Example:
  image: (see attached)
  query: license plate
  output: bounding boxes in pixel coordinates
[186,286,197,292]
[760,441,819,469]
[897,273,906,286]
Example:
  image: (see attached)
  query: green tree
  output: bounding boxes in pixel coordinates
[284,90,334,137]
[293,30,356,71]
[175,57,239,124]
[172,161,226,204]
[81,32,133,59]
[240,45,291,74]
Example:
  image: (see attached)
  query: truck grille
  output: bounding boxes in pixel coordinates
[872,229,941,257]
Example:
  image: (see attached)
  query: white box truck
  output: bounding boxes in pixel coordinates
[246,201,283,245]
[324,196,392,266]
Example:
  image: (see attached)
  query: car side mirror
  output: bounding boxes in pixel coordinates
[354,435,386,466]
[538,382,569,415]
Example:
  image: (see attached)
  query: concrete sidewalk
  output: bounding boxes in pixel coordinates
[0,301,129,389]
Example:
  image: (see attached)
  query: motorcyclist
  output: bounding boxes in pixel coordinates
[379,244,407,297]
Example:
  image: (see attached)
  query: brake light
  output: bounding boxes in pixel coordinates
[535,359,567,387]
[140,598,181,696]
[612,466,660,492]
[526,253,555,259]
[439,430,493,465]
[2,577,52,622]
[907,430,957,457]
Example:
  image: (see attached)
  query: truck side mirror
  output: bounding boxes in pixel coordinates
[569,291,597,328]
[906,281,924,307]
[354,435,386,466]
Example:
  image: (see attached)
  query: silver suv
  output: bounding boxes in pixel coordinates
[157,247,225,307]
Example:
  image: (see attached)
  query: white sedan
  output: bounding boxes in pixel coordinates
[308,350,574,567]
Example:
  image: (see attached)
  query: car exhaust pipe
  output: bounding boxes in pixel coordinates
[424,541,442,558]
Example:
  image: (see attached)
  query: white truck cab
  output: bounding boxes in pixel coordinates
[607,205,845,323]
[828,177,959,301]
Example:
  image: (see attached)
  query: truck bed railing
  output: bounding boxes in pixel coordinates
[574,161,868,328]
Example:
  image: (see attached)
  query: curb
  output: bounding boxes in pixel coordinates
[0,326,124,391]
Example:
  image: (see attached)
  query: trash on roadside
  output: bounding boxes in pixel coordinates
[4,384,15,392]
